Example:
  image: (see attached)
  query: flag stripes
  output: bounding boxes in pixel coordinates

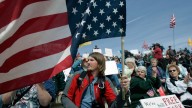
[0,0,67,44]
[0,36,72,73]
[0,0,45,28]
[142,41,149,50]
[0,55,73,94]
[0,25,71,67]
[0,46,72,83]
[170,14,176,28]
[0,0,72,94]
[0,13,68,53]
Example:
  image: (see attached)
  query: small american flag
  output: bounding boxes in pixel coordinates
[0,0,126,94]
[170,14,176,28]
[142,41,149,50]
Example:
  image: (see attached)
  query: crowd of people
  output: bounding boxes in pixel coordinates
[0,43,192,108]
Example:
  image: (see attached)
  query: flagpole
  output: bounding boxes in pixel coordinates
[173,28,175,49]
[121,36,125,100]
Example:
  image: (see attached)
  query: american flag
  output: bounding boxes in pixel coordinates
[170,14,176,28]
[68,0,126,58]
[0,0,126,94]
[142,41,149,50]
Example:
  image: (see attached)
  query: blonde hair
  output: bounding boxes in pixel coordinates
[167,64,180,74]
[125,57,136,68]
[150,58,158,63]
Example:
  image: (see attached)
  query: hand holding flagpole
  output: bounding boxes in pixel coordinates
[121,36,125,100]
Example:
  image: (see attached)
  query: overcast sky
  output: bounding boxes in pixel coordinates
[78,0,192,56]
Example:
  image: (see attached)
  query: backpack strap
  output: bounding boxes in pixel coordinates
[77,70,87,89]
[77,71,106,96]
[97,77,105,97]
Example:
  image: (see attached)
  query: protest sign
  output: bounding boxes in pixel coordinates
[140,95,184,108]
[93,48,102,53]
[105,61,118,75]
[105,48,113,57]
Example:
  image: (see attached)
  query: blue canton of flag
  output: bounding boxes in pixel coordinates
[66,0,126,58]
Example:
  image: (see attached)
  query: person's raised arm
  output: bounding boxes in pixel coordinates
[36,83,52,107]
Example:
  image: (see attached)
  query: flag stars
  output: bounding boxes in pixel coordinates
[75,32,80,38]
[119,28,124,33]
[99,9,105,15]
[119,1,124,7]
[81,20,86,26]
[82,33,87,39]
[93,2,98,8]
[106,2,111,8]
[106,29,111,35]
[81,13,85,17]
[94,30,99,36]
[106,16,111,22]
[87,24,92,30]
[90,0,94,3]
[113,8,118,14]
[85,7,91,15]
[112,22,117,27]
[72,8,78,14]
[78,0,83,5]
[92,16,98,23]
[119,15,124,20]
[100,23,105,29]
[76,22,80,28]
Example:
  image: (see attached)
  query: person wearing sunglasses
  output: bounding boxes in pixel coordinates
[166,58,188,79]
[166,64,192,107]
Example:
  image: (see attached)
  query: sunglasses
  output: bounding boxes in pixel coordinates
[168,70,176,73]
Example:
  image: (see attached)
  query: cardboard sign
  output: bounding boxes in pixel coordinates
[105,61,118,75]
[130,49,139,55]
[92,48,102,53]
[82,53,89,58]
[63,68,71,81]
[140,95,184,108]
[105,48,113,57]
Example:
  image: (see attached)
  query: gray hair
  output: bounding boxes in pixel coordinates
[136,66,147,74]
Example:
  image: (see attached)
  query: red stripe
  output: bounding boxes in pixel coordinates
[0,55,73,94]
[0,0,47,28]
[0,12,68,53]
[0,36,72,73]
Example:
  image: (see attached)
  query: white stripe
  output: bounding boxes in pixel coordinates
[0,25,71,67]
[0,0,67,44]
[0,46,71,83]
[0,0,4,3]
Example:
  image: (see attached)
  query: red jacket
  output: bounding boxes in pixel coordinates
[62,71,118,107]
[153,47,163,59]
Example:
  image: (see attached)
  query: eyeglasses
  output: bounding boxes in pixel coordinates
[168,70,176,73]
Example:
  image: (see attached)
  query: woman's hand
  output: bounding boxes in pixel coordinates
[36,83,52,106]
[184,73,192,84]
[152,67,157,78]
[120,75,130,93]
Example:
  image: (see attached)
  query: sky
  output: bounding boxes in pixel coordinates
[78,0,192,56]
